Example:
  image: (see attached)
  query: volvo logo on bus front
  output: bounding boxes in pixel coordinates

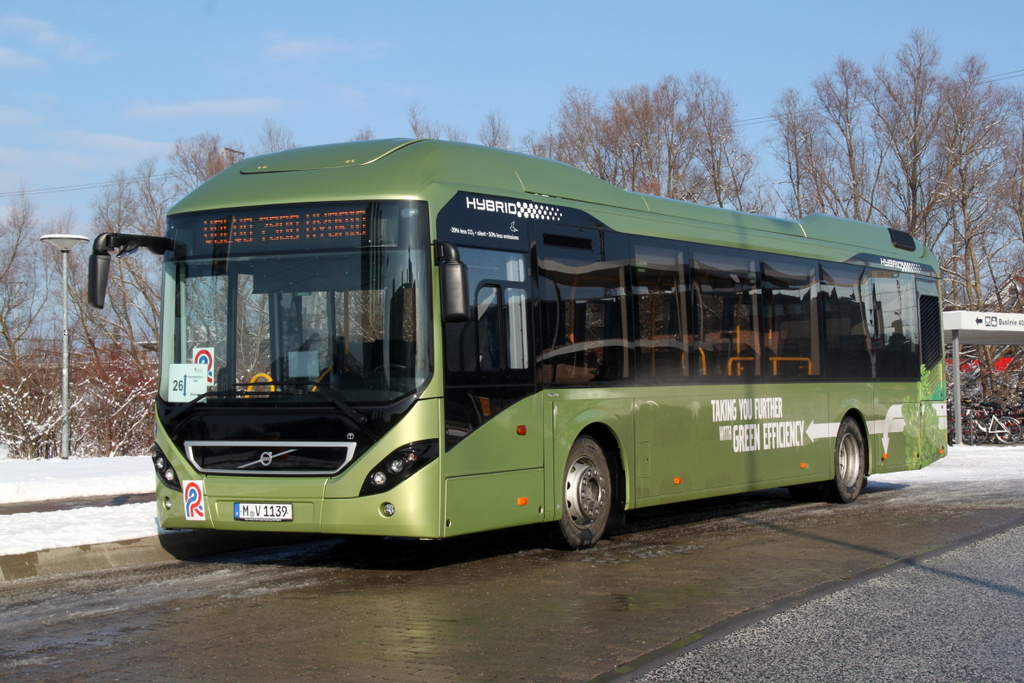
[240,448,298,469]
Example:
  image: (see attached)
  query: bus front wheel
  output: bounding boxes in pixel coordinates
[823,417,866,504]
[554,435,612,549]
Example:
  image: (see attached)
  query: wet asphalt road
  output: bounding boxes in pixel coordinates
[632,524,1024,683]
[1,464,1024,682]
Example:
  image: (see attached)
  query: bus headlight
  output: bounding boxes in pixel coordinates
[359,440,438,495]
[152,445,182,491]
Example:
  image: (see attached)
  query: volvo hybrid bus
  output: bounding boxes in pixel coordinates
[88,139,947,549]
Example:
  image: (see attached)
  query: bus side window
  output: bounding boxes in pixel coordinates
[872,270,920,380]
[761,255,819,378]
[537,231,629,385]
[819,263,872,379]
[444,248,529,374]
[633,239,690,381]
[691,247,760,379]
[476,285,501,371]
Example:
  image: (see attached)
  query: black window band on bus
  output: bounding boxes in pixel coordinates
[437,191,607,253]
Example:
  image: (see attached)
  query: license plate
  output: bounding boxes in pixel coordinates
[233,502,293,522]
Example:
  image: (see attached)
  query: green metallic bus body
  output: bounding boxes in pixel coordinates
[150,138,946,541]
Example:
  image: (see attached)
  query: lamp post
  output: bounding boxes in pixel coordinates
[40,234,89,459]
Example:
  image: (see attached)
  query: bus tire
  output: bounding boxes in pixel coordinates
[554,435,612,549]
[823,417,866,504]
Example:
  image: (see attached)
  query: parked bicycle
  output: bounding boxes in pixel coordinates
[960,401,1023,445]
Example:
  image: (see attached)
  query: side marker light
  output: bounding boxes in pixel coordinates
[673,477,682,485]
[799,462,807,469]
[517,497,529,506]
[882,453,889,460]
[516,425,528,435]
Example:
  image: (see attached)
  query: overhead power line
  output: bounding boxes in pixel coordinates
[736,67,1024,129]
[0,172,186,200]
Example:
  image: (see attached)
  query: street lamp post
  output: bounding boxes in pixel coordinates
[40,234,89,459]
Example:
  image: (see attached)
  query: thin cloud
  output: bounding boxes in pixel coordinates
[0,16,106,62]
[0,45,44,70]
[52,130,172,157]
[128,98,286,119]
[0,106,40,127]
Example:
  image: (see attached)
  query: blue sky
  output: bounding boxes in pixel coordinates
[3,0,1024,221]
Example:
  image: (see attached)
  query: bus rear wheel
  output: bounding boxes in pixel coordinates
[554,436,612,549]
[823,417,866,504]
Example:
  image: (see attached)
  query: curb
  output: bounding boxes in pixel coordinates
[0,529,321,582]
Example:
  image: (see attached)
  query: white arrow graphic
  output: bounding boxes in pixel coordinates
[808,403,907,454]
[867,403,905,455]
[805,421,841,443]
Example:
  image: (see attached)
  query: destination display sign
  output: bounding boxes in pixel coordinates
[198,208,368,247]
[167,201,427,257]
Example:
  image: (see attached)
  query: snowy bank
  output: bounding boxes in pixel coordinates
[0,503,161,556]
[0,455,154,505]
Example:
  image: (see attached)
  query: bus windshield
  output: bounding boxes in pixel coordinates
[159,201,431,408]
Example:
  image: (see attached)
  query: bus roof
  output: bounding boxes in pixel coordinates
[169,138,931,264]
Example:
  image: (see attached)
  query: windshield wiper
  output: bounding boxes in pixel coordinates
[161,389,251,423]
[311,386,370,428]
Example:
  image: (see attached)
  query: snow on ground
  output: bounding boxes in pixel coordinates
[872,444,1024,485]
[0,455,158,556]
[0,503,161,556]
[0,455,155,505]
[1,447,1022,557]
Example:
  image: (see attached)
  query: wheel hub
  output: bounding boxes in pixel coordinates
[565,456,605,526]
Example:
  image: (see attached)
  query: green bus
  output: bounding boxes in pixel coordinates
[89,139,947,549]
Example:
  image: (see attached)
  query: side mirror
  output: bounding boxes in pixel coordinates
[88,250,112,309]
[436,242,469,323]
[88,232,182,310]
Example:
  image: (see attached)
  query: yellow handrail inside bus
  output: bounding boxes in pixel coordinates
[770,357,813,375]
[244,372,276,394]
[727,356,754,376]
[311,366,333,392]
[695,347,707,375]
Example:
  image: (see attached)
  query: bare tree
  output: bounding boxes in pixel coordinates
[531,87,613,180]
[350,126,375,141]
[999,92,1024,249]
[771,88,829,218]
[76,161,170,370]
[684,72,765,212]
[605,76,694,197]
[168,132,245,196]
[0,192,48,375]
[811,58,880,222]
[933,54,1024,396]
[478,111,511,149]
[869,31,949,246]
[533,76,766,212]
[408,103,466,141]
[938,56,1017,310]
[252,119,297,155]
